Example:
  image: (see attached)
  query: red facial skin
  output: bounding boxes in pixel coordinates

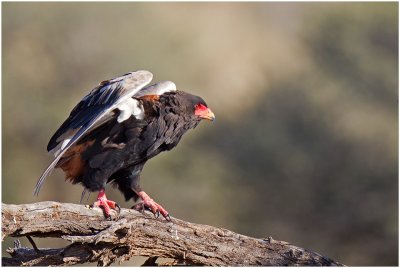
[194,104,215,121]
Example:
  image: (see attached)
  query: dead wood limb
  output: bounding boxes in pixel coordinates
[1,202,344,266]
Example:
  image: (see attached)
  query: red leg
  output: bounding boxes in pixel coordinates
[133,191,170,221]
[91,189,120,219]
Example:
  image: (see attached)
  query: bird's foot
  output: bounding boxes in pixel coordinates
[90,189,120,219]
[132,191,171,221]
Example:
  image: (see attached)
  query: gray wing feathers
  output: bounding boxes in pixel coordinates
[134,81,176,98]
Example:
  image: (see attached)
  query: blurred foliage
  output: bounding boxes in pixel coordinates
[2,2,398,266]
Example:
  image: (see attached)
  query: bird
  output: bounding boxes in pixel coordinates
[34,70,215,220]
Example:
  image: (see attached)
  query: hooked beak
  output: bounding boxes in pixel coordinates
[196,107,215,121]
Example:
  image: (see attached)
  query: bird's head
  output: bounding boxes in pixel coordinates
[175,91,215,122]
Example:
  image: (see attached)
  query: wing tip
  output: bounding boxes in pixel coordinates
[126,70,153,83]
[34,173,47,196]
[34,157,60,196]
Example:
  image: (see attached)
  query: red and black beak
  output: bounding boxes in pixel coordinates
[195,104,215,121]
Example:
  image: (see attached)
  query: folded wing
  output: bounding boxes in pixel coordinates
[35,70,154,195]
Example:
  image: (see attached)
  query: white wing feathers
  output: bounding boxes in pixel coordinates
[115,81,176,123]
[117,98,144,122]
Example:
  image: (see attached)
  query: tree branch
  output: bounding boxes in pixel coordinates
[2,202,343,266]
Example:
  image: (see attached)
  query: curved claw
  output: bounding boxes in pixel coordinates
[115,203,121,213]
[154,210,160,219]
[165,214,171,222]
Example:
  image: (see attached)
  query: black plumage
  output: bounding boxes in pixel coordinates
[77,92,204,196]
[35,71,214,219]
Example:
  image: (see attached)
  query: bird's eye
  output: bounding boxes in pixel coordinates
[194,103,206,111]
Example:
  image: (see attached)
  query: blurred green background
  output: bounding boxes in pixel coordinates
[2,2,398,266]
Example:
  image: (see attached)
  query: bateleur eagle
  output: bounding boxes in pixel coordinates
[35,70,215,220]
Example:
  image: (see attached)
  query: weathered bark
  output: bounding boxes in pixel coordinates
[2,202,343,266]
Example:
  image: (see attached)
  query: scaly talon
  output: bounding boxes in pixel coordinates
[133,191,170,221]
[90,189,119,219]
